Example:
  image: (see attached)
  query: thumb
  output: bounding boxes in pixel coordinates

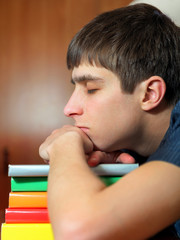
[116,152,135,164]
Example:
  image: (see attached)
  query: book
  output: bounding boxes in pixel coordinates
[10,176,121,192]
[8,165,50,177]
[1,223,53,240]
[9,192,47,208]
[11,177,48,192]
[8,163,139,177]
[100,176,122,186]
[5,208,49,223]
[93,164,138,176]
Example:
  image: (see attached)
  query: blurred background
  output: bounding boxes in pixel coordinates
[0,0,180,229]
[0,0,132,227]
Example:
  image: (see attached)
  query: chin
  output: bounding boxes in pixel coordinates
[90,134,120,151]
[93,141,116,152]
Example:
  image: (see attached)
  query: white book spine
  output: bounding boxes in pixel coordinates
[8,164,139,177]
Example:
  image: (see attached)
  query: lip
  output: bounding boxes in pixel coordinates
[77,126,89,134]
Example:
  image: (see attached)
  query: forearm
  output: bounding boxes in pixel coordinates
[48,153,180,240]
[47,134,106,239]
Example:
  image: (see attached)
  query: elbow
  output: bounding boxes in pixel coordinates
[61,220,89,240]
[52,213,100,240]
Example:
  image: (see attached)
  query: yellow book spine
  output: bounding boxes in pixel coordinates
[1,223,54,240]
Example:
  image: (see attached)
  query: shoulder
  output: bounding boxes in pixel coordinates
[147,101,180,167]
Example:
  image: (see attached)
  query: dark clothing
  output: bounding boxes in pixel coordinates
[124,101,180,238]
[147,100,180,167]
[147,100,180,239]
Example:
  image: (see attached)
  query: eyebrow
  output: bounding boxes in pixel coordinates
[71,74,103,84]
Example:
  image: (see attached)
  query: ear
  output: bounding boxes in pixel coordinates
[141,76,166,111]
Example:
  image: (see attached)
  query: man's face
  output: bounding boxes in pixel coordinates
[64,63,143,152]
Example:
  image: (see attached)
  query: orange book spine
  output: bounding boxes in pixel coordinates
[9,192,47,208]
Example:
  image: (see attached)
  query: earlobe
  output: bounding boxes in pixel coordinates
[141,76,166,111]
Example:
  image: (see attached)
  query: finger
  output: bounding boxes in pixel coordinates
[39,143,50,161]
[87,151,103,167]
[44,159,49,164]
[88,151,117,166]
[116,152,135,164]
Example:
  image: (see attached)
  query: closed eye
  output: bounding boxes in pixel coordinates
[87,89,98,94]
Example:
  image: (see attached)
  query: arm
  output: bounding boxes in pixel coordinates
[39,127,180,240]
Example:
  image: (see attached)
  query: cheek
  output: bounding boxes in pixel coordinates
[89,108,136,150]
[87,96,122,129]
[90,114,121,150]
[85,99,108,116]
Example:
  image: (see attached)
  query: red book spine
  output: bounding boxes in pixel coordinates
[5,208,49,223]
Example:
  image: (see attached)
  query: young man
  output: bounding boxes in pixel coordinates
[39,3,180,240]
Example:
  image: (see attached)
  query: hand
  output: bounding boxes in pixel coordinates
[39,125,94,162]
[87,150,135,167]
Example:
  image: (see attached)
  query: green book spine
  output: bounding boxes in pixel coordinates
[11,177,48,192]
[100,176,122,186]
[11,176,121,192]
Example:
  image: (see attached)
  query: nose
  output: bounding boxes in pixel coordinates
[64,90,83,118]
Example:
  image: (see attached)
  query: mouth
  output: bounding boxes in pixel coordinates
[77,126,89,134]
[76,126,100,151]
[77,126,99,150]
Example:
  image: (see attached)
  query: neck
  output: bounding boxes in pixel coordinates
[135,103,173,157]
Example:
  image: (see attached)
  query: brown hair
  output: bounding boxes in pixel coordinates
[67,3,180,105]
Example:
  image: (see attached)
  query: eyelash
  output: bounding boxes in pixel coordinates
[87,89,98,94]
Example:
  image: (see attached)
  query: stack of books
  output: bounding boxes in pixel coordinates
[1,165,53,240]
[1,163,138,240]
